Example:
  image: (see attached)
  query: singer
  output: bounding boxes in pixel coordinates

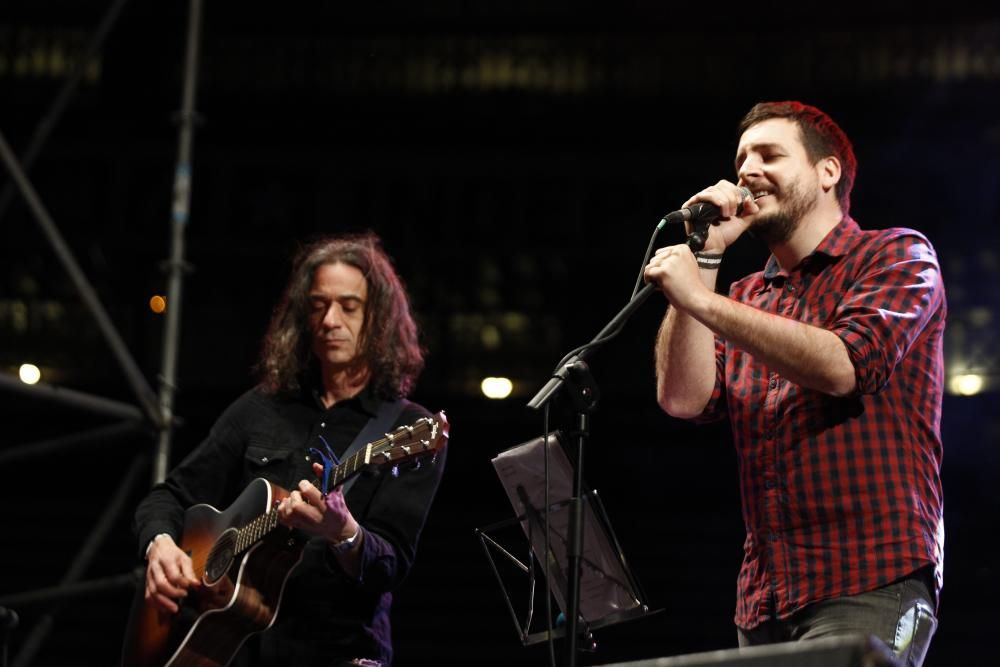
[644,101,944,666]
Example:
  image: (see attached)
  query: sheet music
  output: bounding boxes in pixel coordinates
[491,432,640,625]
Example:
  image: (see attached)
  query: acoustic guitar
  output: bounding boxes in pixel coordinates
[121,411,448,667]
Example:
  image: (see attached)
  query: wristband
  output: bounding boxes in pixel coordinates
[695,252,723,270]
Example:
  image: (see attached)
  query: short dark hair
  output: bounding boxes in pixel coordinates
[738,101,857,213]
[257,231,425,399]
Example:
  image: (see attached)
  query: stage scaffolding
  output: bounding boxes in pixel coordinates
[0,2,204,665]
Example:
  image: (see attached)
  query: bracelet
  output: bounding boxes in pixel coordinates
[695,252,724,270]
[329,526,361,554]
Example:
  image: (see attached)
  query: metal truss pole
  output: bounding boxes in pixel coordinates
[0,0,132,224]
[0,421,144,465]
[154,0,204,484]
[6,455,147,667]
[0,130,162,428]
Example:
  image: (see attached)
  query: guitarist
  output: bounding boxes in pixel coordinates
[132,231,447,667]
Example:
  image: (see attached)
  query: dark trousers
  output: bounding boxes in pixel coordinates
[737,568,937,667]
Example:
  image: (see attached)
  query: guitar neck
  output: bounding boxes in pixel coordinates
[327,446,371,489]
[234,501,283,556]
[230,446,370,557]
[233,413,445,556]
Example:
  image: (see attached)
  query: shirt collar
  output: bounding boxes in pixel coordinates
[306,381,380,417]
[762,216,861,282]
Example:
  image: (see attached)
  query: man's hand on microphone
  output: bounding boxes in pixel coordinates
[681,180,759,253]
[644,243,710,312]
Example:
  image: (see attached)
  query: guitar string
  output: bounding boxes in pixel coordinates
[231,418,436,554]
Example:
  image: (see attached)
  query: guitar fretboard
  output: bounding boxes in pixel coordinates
[231,417,437,556]
[235,505,281,555]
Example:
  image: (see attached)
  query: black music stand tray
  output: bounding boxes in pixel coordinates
[475,431,659,648]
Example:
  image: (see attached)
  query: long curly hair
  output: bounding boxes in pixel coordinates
[256,231,425,399]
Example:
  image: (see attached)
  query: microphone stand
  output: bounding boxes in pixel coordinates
[527,221,711,666]
[0,605,18,667]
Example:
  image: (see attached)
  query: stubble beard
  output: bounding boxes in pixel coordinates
[750,177,818,246]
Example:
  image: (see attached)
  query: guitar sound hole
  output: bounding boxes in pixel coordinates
[205,528,238,584]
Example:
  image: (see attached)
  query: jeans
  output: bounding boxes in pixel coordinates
[737,569,938,667]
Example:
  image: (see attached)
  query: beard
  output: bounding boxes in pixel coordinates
[749,176,818,245]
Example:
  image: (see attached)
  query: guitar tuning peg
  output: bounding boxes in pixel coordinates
[391,465,400,478]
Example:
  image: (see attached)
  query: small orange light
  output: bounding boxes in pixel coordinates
[149,295,167,314]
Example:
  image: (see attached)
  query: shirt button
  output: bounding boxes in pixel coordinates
[769,378,777,389]
[320,422,326,428]
[766,431,775,439]
[261,456,269,463]
[764,479,776,489]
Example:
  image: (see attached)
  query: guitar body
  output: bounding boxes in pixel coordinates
[122,478,306,667]
[122,411,449,667]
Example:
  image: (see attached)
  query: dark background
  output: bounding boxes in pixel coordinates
[1,1,999,665]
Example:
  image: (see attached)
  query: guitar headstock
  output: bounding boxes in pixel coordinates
[369,410,449,469]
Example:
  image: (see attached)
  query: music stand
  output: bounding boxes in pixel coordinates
[475,431,659,649]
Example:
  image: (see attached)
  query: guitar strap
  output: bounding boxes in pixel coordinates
[338,398,409,496]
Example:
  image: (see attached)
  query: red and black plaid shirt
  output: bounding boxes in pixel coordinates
[697,217,946,630]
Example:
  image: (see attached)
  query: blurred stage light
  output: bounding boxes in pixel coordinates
[480,324,501,349]
[18,363,41,385]
[949,373,985,396]
[149,295,167,314]
[481,376,513,399]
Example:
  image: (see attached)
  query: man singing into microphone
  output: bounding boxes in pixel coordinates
[644,101,944,666]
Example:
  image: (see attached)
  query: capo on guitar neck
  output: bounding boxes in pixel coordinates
[309,435,341,497]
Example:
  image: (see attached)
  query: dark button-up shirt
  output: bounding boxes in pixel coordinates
[697,217,946,630]
[133,384,447,665]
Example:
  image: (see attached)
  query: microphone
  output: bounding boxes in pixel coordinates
[661,186,753,226]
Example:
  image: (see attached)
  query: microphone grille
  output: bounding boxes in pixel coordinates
[737,186,753,214]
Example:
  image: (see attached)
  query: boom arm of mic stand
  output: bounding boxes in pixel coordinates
[528,218,708,411]
[527,282,658,410]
